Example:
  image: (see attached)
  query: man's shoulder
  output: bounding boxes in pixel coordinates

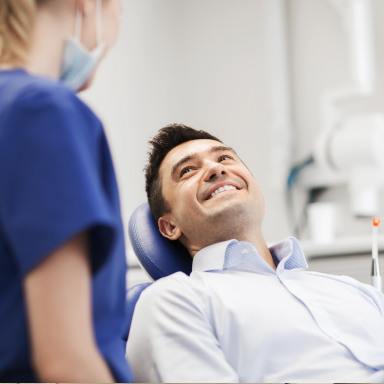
[304,270,384,309]
[137,271,208,313]
[142,271,199,297]
[304,269,370,289]
[305,270,369,286]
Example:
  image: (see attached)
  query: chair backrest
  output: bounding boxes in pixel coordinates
[124,203,193,344]
[128,202,192,280]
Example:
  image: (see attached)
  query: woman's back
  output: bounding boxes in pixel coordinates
[0,68,131,381]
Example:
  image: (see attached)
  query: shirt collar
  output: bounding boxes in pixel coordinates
[192,236,308,274]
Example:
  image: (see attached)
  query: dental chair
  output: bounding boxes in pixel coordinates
[123,203,192,342]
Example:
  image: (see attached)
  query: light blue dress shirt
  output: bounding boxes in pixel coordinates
[126,237,384,383]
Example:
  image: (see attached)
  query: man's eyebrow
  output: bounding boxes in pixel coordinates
[209,145,237,155]
[171,146,237,178]
[171,154,195,179]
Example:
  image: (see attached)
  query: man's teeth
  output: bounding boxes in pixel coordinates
[210,185,237,198]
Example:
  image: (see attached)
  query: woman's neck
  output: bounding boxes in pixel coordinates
[26,7,73,79]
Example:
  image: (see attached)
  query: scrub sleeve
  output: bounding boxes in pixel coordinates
[0,71,132,382]
[0,86,115,275]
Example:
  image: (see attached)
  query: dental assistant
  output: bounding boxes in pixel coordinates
[0,0,131,381]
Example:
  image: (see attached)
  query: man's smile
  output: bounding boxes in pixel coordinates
[202,180,243,201]
[210,184,237,199]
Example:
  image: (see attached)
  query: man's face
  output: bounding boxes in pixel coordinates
[158,139,265,249]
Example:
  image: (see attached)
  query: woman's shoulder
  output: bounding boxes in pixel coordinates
[0,70,103,148]
[1,70,97,122]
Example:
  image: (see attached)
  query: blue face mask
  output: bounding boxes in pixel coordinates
[60,0,105,91]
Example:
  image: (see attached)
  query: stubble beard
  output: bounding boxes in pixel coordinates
[194,201,256,247]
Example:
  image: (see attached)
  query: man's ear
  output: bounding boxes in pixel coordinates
[158,215,182,241]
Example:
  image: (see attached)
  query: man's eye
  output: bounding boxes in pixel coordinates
[218,154,233,162]
[180,166,194,177]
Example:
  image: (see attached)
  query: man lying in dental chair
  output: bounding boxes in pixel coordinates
[126,124,384,383]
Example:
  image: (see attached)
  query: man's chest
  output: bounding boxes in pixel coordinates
[198,270,384,364]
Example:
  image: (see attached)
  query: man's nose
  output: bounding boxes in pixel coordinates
[203,162,227,182]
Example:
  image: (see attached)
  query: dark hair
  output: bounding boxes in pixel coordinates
[145,123,222,221]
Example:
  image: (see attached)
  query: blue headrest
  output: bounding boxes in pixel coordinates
[128,203,192,280]
[122,282,152,342]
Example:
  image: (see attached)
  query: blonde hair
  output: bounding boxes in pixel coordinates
[0,0,49,66]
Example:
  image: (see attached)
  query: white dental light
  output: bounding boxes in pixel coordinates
[313,114,384,217]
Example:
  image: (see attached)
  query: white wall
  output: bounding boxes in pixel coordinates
[82,0,293,271]
[288,0,384,238]
[82,0,384,285]
[288,0,384,159]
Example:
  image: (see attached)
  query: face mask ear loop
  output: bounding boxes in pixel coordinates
[74,7,82,43]
[95,0,102,45]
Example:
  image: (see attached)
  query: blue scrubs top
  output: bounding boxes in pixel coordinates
[0,69,132,381]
